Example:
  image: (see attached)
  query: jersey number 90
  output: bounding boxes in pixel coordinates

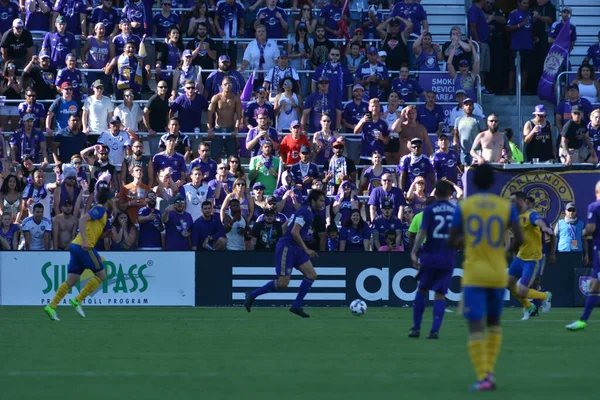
[466,215,504,248]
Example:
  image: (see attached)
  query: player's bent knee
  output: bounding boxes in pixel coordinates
[278,276,290,289]
[95,270,107,282]
[517,285,528,298]
[434,292,445,300]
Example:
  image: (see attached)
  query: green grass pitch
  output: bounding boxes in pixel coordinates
[0,307,595,400]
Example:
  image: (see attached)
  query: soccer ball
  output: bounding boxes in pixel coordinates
[349,299,367,316]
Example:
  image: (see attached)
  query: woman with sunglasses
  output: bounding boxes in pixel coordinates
[70,154,89,186]
[288,22,313,98]
[227,155,246,183]
[0,60,23,131]
[221,177,253,223]
[339,209,371,252]
[405,176,428,214]
[155,27,184,94]
[294,6,317,34]
[332,180,358,227]
[172,49,203,98]
[274,77,302,133]
[251,182,268,221]
[0,174,23,223]
[359,150,393,196]
[312,112,339,167]
[448,38,479,102]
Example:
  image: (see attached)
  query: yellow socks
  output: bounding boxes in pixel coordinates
[50,282,70,309]
[468,334,488,381]
[486,327,502,374]
[510,287,532,309]
[526,288,548,300]
[76,277,102,303]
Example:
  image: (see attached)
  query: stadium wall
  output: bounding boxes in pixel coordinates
[0,251,585,307]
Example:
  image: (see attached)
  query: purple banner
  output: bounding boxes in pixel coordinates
[464,166,600,227]
[418,72,456,102]
[538,18,571,103]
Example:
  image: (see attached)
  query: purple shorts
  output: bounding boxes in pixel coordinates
[593,247,600,280]
[418,267,453,294]
[275,241,310,276]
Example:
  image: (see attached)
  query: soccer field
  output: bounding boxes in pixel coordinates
[0,307,594,400]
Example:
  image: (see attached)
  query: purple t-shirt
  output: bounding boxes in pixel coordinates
[304,92,343,134]
[368,186,405,217]
[362,166,393,193]
[289,161,321,194]
[397,154,434,191]
[55,68,85,99]
[342,100,369,128]
[467,5,489,43]
[137,207,163,248]
[359,119,389,160]
[152,151,187,182]
[340,224,371,251]
[273,185,304,218]
[208,178,232,210]
[215,0,245,34]
[432,149,461,183]
[86,37,111,69]
[53,0,87,35]
[416,104,444,134]
[192,214,225,250]
[18,102,46,129]
[165,211,193,250]
[0,2,20,33]
[90,6,119,34]
[506,8,533,51]
[415,48,440,72]
[391,78,424,103]
[188,157,218,184]
[0,223,20,249]
[334,193,357,226]
[319,4,346,39]
[112,33,142,55]
[555,98,594,123]
[244,101,275,128]
[204,70,245,98]
[25,0,53,31]
[311,62,353,101]
[246,127,279,157]
[152,11,181,38]
[371,215,401,246]
[588,200,600,246]
[391,1,427,35]
[10,129,45,162]
[43,32,76,69]
[256,6,287,39]
[280,204,314,246]
[122,1,147,36]
[549,20,577,42]
[586,43,600,71]
[355,61,389,100]
[419,200,456,269]
[169,94,209,133]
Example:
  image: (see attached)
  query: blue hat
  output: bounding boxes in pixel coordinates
[297,22,307,30]
[253,182,266,190]
[182,49,193,58]
[290,120,300,128]
[300,145,310,153]
[367,46,378,55]
[533,105,547,115]
[110,115,121,124]
[279,50,288,57]
[219,55,230,62]
[382,200,393,209]
[260,139,273,147]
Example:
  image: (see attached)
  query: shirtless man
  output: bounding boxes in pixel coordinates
[470,114,512,164]
[52,200,78,250]
[207,76,243,160]
[52,167,84,217]
[392,105,433,157]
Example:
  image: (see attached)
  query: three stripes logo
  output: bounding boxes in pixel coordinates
[231,267,347,302]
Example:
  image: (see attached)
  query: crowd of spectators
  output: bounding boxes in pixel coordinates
[0,0,597,255]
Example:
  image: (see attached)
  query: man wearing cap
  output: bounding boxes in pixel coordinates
[390,0,428,36]
[204,55,245,99]
[432,134,461,184]
[302,75,343,134]
[398,137,435,191]
[214,0,245,65]
[243,87,275,129]
[583,31,600,73]
[256,195,287,224]
[163,194,194,250]
[371,199,402,251]
[377,16,412,72]
[554,202,586,256]
[452,97,486,165]
[246,112,279,158]
[10,113,48,167]
[55,53,86,100]
[549,7,577,47]
[559,105,597,166]
[263,50,300,103]
[53,165,83,217]
[89,0,119,37]
[42,16,76,69]
[18,88,46,130]
[23,53,58,104]
[311,47,353,101]
[152,0,181,38]
[470,113,512,164]
[250,207,284,251]
[0,0,19,34]
[52,0,86,35]
[52,114,87,165]
[97,115,132,169]
[523,104,556,162]
[356,46,389,101]
[82,79,114,136]
[318,0,348,39]
[273,170,304,218]
[290,145,321,195]
[112,19,142,55]
[378,51,387,63]
[81,143,118,192]
[324,138,357,192]
[169,78,209,135]
[555,84,594,133]
[448,90,485,131]
[279,121,309,165]
[0,19,33,70]
[249,140,281,196]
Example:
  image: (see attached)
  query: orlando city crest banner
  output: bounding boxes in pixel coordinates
[537,18,571,103]
[463,166,600,227]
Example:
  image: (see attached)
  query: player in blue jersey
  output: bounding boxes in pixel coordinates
[449,164,523,391]
[43,184,116,321]
[410,180,456,339]
[526,196,556,317]
[245,190,326,318]
[567,180,600,330]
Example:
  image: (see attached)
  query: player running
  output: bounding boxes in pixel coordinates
[409,180,456,339]
[245,190,326,318]
[507,191,554,320]
[448,164,523,392]
[43,181,116,321]
[566,180,600,331]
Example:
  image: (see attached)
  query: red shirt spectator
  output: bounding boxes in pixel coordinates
[278,121,310,165]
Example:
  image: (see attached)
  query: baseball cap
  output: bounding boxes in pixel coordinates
[378,51,387,57]
[174,194,186,203]
[260,139,273,147]
[571,105,583,114]
[252,182,266,190]
[60,82,73,89]
[23,113,35,121]
[367,46,378,55]
[279,50,288,57]
[389,17,400,25]
[266,195,277,204]
[353,27,364,34]
[97,144,109,154]
[459,59,470,66]
[533,105,547,115]
[110,115,121,124]
[218,55,230,62]
[61,199,73,206]
[382,200,393,209]
[256,87,267,93]
[333,138,345,148]
[463,97,474,104]
[93,79,104,88]
[300,145,310,154]
[438,134,449,140]
[297,22,307,30]
[56,16,66,24]
[561,6,571,13]
[263,208,276,216]
[565,202,576,211]
[182,49,193,58]
[455,89,467,97]
[567,83,579,91]
[39,52,50,59]
[410,138,423,145]
[290,120,300,128]
[318,75,330,83]
[120,18,131,24]
[352,84,364,92]
[12,18,23,28]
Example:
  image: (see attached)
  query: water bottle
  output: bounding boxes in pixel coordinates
[0,96,5,107]
[194,127,200,137]
[327,180,334,196]
[206,244,215,251]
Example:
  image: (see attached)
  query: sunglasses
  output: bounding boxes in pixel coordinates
[230,160,239,164]
[567,208,576,211]
[381,179,392,182]
[236,183,246,186]
[283,81,292,86]
[185,86,195,90]
[125,94,133,97]
[158,86,167,89]
[489,120,499,123]
[223,83,232,87]
[411,145,422,148]
[255,187,265,191]
[416,181,425,185]
[64,88,73,91]
[26,94,36,97]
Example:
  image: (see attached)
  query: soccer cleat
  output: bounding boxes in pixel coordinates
[566,320,588,331]
[486,374,497,390]
[408,328,420,338]
[469,378,495,392]
[244,291,254,313]
[70,298,86,318]
[531,308,540,317]
[542,291,552,313]
[289,307,310,318]
[426,332,439,339]
[521,304,536,321]
[44,305,60,321]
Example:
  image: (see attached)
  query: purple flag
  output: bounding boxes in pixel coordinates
[241,70,255,106]
[537,18,571,103]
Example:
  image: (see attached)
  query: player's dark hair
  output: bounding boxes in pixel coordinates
[425,196,436,206]
[307,189,325,204]
[229,198,240,205]
[511,191,527,200]
[201,200,212,208]
[33,203,44,211]
[435,180,453,199]
[473,164,495,190]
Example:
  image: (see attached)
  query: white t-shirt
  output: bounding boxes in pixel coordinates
[225,212,246,251]
[182,183,212,221]
[113,103,143,132]
[448,103,485,128]
[22,216,52,250]
[23,184,52,220]
[83,95,114,133]
[98,130,131,168]
[243,39,280,74]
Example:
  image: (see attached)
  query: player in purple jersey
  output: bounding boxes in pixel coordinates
[566,180,600,331]
[410,180,456,339]
[245,190,326,318]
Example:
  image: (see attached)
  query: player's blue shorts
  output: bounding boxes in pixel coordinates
[275,241,310,276]
[508,257,542,288]
[462,287,505,321]
[68,243,104,275]
[418,267,453,294]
